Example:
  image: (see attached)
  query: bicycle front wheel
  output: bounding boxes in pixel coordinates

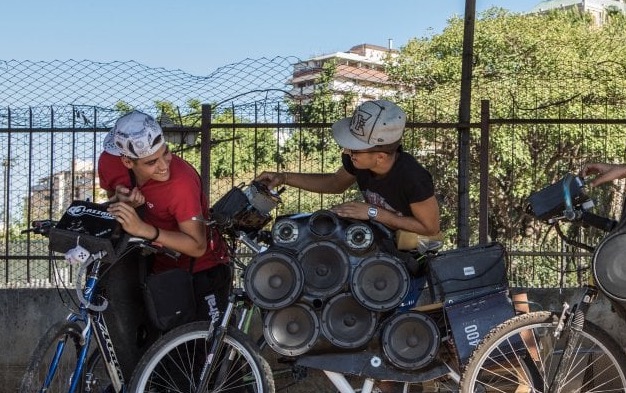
[19,321,86,393]
[460,311,626,393]
[129,321,275,392]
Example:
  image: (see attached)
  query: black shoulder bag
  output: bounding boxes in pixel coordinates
[127,169,197,331]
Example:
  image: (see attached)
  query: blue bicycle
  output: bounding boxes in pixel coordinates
[18,201,180,393]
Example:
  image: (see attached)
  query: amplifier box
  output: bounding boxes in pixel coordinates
[445,290,515,366]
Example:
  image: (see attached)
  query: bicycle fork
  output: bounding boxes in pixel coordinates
[195,290,242,392]
[547,286,597,393]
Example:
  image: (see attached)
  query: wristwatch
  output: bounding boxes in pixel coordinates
[367,206,378,220]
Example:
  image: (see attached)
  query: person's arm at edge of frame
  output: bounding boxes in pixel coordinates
[581,162,626,187]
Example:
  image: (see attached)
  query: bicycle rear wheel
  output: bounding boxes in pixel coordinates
[129,321,275,392]
[19,321,86,393]
[460,311,626,393]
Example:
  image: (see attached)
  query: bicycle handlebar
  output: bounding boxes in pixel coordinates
[21,220,57,236]
[580,210,617,232]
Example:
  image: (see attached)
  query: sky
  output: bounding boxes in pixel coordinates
[2,0,541,76]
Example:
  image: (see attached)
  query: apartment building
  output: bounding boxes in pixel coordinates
[27,160,106,222]
[287,42,410,105]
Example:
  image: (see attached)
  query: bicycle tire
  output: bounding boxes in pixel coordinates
[19,321,86,393]
[129,321,275,392]
[460,311,626,393]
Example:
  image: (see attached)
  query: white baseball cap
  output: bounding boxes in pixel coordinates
[332,100,406,150]
[104,111,165,159]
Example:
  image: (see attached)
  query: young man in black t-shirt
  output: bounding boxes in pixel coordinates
[256,99,440,238]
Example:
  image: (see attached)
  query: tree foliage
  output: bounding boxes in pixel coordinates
[388,7,626,286]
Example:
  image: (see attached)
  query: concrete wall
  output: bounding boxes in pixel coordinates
[2,287,626,393]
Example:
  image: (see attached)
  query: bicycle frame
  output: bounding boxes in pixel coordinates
[49,253,127,393]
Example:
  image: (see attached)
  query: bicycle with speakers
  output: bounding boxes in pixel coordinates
[460,173,626,392]
[18,200,184,393]
[130,179,529,393]
[238,207,522,393]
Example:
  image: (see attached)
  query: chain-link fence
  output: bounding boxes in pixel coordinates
[2,57,626,289]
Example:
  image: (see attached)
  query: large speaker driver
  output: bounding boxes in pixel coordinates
[244,250,304,309]
[351,254,410,311]
[308,210,339,238]
[263,303,320,356]
[299,241,350,298]
[593,231,626,301]
[382,312,440,370]
[321,292,378,349]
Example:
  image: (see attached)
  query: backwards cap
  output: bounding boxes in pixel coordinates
[332,100,406,150]
[104,110,165,159]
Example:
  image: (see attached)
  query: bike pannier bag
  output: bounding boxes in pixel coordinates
[427,241,508,305]
[143,268,196,331]
[445,290,516,366]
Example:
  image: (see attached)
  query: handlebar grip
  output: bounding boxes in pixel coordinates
[580,211,617,232]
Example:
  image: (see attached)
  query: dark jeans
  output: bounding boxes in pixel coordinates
[192,263,232,322]
[100,251,154,381]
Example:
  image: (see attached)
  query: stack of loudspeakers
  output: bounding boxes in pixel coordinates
[244,209,441,370]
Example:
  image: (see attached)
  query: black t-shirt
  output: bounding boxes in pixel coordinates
[342,151,435,217]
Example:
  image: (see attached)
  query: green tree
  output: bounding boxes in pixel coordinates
[388,7,626,286]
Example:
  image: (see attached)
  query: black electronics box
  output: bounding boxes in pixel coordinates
[49,200,126,261]
[428,242,508,305]
[526,174,589,221]
[445,290,516,366]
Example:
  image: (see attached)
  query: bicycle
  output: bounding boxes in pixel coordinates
[18,200,183,393]
[129,179,519,393]
[460,173,626,392]
[128,182,279,392]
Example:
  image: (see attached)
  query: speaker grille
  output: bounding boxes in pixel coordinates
[351,254,410,311]
[244,250,303,309]
[382,312,440,370]
[263,303,320,356]
[321,293,378,349]
[299,241,350,298]
[594,232,626,301]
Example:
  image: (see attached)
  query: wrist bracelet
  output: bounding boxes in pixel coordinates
[148,226,160,242]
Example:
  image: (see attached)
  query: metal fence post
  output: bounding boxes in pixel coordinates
[201,104,211,204]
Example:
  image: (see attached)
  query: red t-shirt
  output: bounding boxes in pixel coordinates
[97,151,228,273]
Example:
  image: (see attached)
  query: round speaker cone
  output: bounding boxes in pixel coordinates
[308,210,338,238]
[263,303,320,356]
[299,241,350,298]
[351,254,410,311]
[593,232,626,301]
[244,250,304,309]
[321,292,377,349]
[382,312,440,370]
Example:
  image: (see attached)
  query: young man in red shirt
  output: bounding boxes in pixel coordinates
[97,110,230,379]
